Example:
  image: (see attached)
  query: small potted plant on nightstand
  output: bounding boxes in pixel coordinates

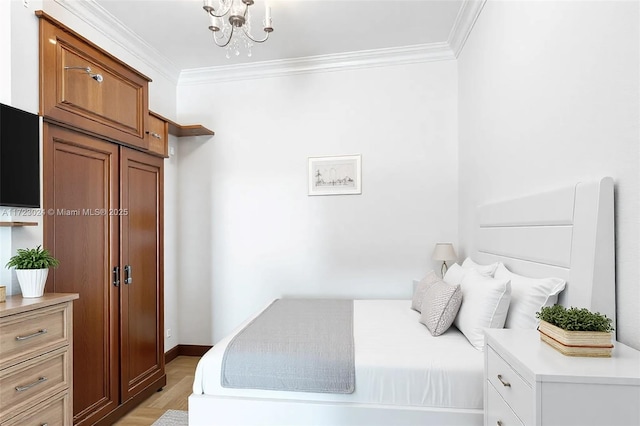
[5,245,59,298]
[536,305,614,357]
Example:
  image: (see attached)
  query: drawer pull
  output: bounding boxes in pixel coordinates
[497,374,511,387]
[15,376,48,392]
[16,328,48,341]
[64,65,104,83]
[497,421,503,426]
[145,131,163,140]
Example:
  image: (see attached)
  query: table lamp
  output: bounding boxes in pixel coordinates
[432,243,457,277]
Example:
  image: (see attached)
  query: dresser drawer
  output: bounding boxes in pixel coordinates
[0,347,70,423]
[0,390,69,426]
[0,303,70,369]
[487,346,533,425]
[487,381,525,426]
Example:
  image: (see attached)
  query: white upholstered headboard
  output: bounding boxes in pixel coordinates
[474,177,615,334]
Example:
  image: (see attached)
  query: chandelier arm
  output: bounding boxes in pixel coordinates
[242,26,270,43]
[205,3,232,18]
[207,9,227,19]
[211,26,235,48]
[242,2,249,19]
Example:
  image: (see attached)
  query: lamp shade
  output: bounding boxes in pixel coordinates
[432,243,457,261]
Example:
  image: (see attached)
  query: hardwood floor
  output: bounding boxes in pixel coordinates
[114,356,199,425]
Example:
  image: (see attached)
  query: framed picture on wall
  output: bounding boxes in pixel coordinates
[308,154,362,196]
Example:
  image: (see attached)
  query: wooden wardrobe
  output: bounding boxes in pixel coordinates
[38,12,165,425]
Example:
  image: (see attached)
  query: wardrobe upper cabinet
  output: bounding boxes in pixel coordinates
[37,12,150,150]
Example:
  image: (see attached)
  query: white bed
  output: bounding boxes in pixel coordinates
[194,300,483,408]
[189,177,615,426]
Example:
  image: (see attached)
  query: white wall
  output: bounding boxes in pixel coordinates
[0,0,43,295]
[177,61,459,344]
[458,1,639,349]
[0,0,11,292]
[0,0,11,105]
[2,0,180,350]
[164,137,180,350]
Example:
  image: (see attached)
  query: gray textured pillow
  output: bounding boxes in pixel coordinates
[411,271,439,312]
[419,280,463,336]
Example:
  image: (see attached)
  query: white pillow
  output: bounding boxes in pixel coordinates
[443,263,466,286]
[495,263,566,329]
[454,268,511,351]
[411,271,439,312]
[462,257,499,277]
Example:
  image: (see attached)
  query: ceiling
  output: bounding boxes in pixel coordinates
[94,0,465,70]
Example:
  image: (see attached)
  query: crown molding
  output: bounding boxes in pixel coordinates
[51,0,485,86]
[179,43,455,86]
[448,0,487,57]
[52,0,181,84]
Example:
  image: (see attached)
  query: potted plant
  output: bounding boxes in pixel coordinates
[536,305,614,357]
[5,245,59,298]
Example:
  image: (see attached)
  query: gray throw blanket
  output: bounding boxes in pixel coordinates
[221,298,355,394]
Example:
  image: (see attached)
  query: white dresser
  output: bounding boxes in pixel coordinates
[484,329,640,426]
[0,293,78,426]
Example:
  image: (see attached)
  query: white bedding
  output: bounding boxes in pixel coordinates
[193,299,483,410]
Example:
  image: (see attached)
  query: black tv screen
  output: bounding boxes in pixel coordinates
[0,104,40,208]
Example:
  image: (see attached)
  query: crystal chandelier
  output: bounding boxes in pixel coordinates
[203,0,274,58]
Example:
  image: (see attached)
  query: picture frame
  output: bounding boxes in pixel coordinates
[308,154,362,196]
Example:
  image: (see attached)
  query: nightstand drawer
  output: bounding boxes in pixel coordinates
[0,347,70,423]
[487,346,532,425]
[0,303,69,369]
[487,381,524,426]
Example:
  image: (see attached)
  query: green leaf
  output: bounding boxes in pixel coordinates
[5,245,60,270]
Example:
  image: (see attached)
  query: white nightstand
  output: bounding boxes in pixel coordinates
[484,329,640,426]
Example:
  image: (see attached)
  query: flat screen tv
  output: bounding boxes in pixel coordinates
[0,103,40,208]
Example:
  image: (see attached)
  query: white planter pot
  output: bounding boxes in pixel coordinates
[16,268,49,298]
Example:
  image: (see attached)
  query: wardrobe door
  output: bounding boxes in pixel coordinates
[43,124,120,425]
[119,147,165,401]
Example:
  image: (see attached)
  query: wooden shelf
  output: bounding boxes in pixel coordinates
[169,123,215,137]
[150,111,214,138]
[0,221,38,227]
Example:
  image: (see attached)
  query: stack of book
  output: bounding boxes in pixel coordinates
[538,320,613,357]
